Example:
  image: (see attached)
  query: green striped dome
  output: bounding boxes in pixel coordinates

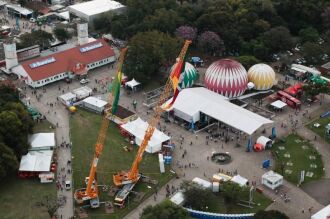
[171,62,197,89]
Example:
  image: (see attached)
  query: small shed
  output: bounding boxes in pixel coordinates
[262,171,283,190]
[81,96,107,113]
[256,136,273,149]
[192,177,212,189]
[28,133,55,150]
[230,175,248,187]
[59,92,77,106]
[311,204,330,219]
[72,86,92,100]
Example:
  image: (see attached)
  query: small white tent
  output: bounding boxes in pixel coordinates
[120,118,170,153]
[231,175,248,187]
[311,205,330,219]
[125,78,140,91]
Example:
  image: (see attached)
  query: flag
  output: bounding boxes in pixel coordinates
[111,71,122,114]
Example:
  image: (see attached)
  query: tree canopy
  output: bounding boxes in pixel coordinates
[17,30,54,50]
[123,31,181,83]
[0,84,33,180]
[54,27,72,42]
[141,200,190,219]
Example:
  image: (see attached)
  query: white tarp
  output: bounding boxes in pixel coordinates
[192,177,212,189]
[19,150,53,172]
[59,92,77,106]
[82,96,107,108]
[6,4,33,15]
[262,171,283,190]
[28,133,55,149]
[271,100,287,109]
[72,86,92,99]
[121,118,170,153]
[170,191,184,205]
[231,175,248,187]
[125,78,140,89]
[311,205,330,219]
[168,87,273,135]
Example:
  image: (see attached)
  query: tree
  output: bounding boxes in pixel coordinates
[302,42,324,64]
[321,6,330,29]
[141,200,190,219]
[54,27,72,42]
[183,183,215,211]
[262,26,294,53]
[0,142,19,179]
[111,14,129,39]
[197,31,223,55]
[123,31,181,84]
[303,83,329,99]
[175,25,197,41]
[299,27,319,43]
[38,195,59,218]
[235,56,260,69]
[18,30,54,50]
[18,0,27,6]
[221,182,245,204]
[93,12,113,33]
[254,210,289,219]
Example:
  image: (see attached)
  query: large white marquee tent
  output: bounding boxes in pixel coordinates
[19,150,53,172]
[28,133,55,150]
[168,87,273,135]
[121,117,170,153]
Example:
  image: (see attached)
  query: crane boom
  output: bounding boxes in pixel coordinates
[74,48,127,205]
[113,40,191,186]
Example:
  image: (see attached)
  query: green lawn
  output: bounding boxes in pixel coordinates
[272,134,324,184]
[33,120,55,133]
[0,121,57,219]
[306,116,330,144]
[70,109,173,218]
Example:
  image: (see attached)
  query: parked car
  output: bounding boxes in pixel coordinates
[29,18,36,23]
[80,78,90,84]
[65,180,71,190]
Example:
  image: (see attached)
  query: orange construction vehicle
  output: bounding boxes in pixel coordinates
[74,48,127,208]
[113,40,191,207]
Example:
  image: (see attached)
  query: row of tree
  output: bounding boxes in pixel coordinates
[0,84,33,180]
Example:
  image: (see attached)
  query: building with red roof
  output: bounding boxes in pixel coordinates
[12,39,115,88]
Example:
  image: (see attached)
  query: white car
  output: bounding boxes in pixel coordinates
[80,78,90,84]
[29,18,36,23]
[65,180,71,190]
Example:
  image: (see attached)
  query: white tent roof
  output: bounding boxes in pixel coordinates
[6,4,33,15]
[291,64,321,76]
[192,177,212,189]
[256,136,272,147]
[231,175,248,187]
[170,191,184,205]
[82,96,107,108]
[169,87,273,135]
[262,171,283,183]
[68,0,125,16]
[60,92,76,101]
[271,100,287,109]
[28,133,55,149]
[57,11,70,20]
[73,86,92,96]
[125,78,140,88]
[120,117,170,153]
[311,205,330,219]
[19,150,53,172]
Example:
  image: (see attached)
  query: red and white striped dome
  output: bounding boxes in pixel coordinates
[205,59,248,98]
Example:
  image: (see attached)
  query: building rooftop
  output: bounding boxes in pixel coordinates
[21,39,115,81]
[68,0,125,16]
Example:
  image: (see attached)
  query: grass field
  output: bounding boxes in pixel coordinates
[307,116,330,144]
[70,109,174,219]
[0,121,57,219]
[272,134,324,184]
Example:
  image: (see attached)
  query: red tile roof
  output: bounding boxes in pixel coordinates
[22,39,115,81]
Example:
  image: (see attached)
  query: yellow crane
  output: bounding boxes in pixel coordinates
[74,48,127,208]
[113,40,191,207]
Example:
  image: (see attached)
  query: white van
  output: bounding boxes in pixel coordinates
[65,180,71,190]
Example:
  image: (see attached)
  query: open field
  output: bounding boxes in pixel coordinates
[307,116,330,144]
[70,109,174,218]
[272,134,324,184]
[0,121,57,219]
